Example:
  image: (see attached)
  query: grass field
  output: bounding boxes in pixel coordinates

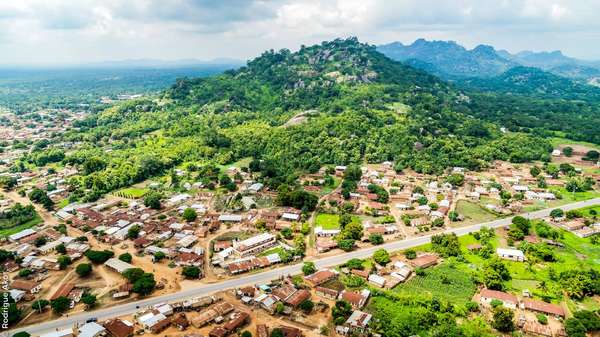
[259,246,285,257]
[0,214,43,237]
[455,200,500,225]
[548,187,600,205]
[320,177,341,195]
[315,213,360,229]
[113,187,149,199]
[393,263,476,305]
[549,137,600,151]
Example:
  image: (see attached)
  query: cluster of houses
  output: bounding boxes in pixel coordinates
[479,288,567,336]
[552,216,600,238]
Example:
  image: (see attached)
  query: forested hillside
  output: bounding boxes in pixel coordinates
[30,38,556,202]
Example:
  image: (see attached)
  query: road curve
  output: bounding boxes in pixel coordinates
[7,198,600,337]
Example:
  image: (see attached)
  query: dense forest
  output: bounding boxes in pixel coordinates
[0,65,236,113]
[19,38,600,201]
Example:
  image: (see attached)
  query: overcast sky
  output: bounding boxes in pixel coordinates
[1,0,599,65]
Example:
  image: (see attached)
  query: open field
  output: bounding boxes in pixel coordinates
[549,137,600,151]
[393,263,477,305]
[113,187,148,199]
[0,213,43,237]
[455,200,500,225]
[314,213,360,229]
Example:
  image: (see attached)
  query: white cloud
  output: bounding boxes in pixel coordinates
[0,0,599,65]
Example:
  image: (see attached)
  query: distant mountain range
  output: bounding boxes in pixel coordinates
[378,39,600,82]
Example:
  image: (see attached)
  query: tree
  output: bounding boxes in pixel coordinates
[56,243,67,255]
[344,258,364,270]
[271,328,284,337]
[299,299,314,313]
[281,227,293,239]
[431,233,461,257]
[274,302,285,315]
[85,250,114,263]
[241,331,252,337]
[339,214,353,228]
[337,239,355,251]
[18,269,33,278]
[369,233,384,245]
[341,222,363,240]
[483,258,511,290]
[182,207,197,222]
[573,310,600,331]
[564,318,587,337]
[123,268,145,282]
[373,248,391,266]
[76,263,93,277]
[51,296,71,314]
[446,173,465,187]
[132,273,156,296]
[127,224,141,239]
[492,307,514,332]
[57,255,72,270]
[119,253,132,263]
[529,166,541,177]
[401,250,416,261]
[182,266,201,279]
[332,300,353,323]
[302,262,317,275]
[153,251,166,262]
[81,293,97,309]
[550,208,564,219]
[143,192,162,209]
[563,147,573,157]
[31,299,49,313]
[13,332,30,337]
[512,216,531,235]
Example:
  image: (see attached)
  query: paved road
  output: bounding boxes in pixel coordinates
[7,198,600,337]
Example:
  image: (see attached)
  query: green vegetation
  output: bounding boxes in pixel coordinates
[113,187,148,199]
[455,200,500,224]
[0,203,42,237]
[31,38,557,204]
[393,263,477,305]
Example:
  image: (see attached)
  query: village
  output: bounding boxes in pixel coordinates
[2,121,600,337]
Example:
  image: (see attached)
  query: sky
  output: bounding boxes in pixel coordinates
[1,0,600,65]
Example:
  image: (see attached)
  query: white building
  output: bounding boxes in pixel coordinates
[496,248,525,262]
[233,232,277,256]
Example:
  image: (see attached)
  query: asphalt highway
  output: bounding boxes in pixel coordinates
[7,197,600,337]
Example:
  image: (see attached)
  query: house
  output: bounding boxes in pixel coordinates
[368,274,386,288]
[103,318,134,337]
[50,283,75,301]
[78,322,106,337]
[175,252,204,267]
[284,289,311,308]
[8,228,36,242]
[304,269,338,287]
[278,326,302,337]
[339,289,370,309]
[248,183,264,194]
[479,289,518,309]
[173,313,190,330]
[104,258,136,273]
[337,310,372,334]
[209,327,229,337]
[223,311,250,331]
[281,212,300,221]
[496,248,525,262]
[233,232,277,256]
[218,214,243,223]
[314,226,341,237]
[11,280,42,294]
[315,286,339,300]
[410,254,438,268]
[522,299,565,317]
